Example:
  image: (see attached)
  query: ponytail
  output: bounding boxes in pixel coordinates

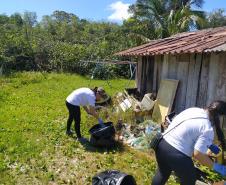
[92,87,98,95]
[207,100,226,148]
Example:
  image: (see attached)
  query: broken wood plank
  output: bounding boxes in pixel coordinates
[152,79,179,123]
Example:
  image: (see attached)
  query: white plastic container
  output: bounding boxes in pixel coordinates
[140,93,156,111]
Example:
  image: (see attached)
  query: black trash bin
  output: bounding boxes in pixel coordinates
[92,170,136,185]
[89,122,115,139]
[89,122,116,148]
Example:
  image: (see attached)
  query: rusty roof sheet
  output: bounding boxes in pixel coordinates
[116,27,226,56]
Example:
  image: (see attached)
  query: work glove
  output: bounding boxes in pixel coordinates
[213,163,226,176]
[98,118,105,127]
[209,144,222,157]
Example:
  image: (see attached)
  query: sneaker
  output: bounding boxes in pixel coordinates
[66,130,74,135]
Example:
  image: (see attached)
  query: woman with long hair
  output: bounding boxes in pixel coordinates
[152,100,226,185]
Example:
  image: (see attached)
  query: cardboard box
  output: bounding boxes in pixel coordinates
[120,98,132,112]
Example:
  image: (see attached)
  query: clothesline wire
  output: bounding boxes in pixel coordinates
[85,59,137,91]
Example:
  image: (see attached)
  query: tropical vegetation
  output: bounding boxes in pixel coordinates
[1,1,226,184]
[0,0,226,78]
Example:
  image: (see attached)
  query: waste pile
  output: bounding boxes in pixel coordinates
[117,119,161,151]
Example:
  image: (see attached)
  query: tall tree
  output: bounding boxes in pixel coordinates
[202,9,226,28]
[10,13,23,27]
[129,0,205,38]
[167,4,205,35]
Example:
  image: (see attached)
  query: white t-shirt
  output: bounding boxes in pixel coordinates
[163,108,214,157]
[66,88,95,106]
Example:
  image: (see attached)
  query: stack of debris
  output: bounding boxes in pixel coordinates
[112,79,180,150]
[114,89,156,123]
[118,90,156,112]
[116,120,161,151]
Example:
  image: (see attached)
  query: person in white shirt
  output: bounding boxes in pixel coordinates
[65,87,106,139]
[152,100,226,185]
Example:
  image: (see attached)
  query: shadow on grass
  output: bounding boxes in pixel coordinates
[78,138,126,153]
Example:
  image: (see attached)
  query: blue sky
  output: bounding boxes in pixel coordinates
[0,0,225,22]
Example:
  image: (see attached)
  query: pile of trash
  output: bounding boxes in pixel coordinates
[110,89,160,151]
[117,119,161,151]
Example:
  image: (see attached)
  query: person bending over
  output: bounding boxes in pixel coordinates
[152,100,226,185]
[65,87,106,140]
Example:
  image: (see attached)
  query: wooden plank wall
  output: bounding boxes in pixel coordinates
[197,53,210,107]
[153,55,163,94]
[140,57,147,95]
[137,56,154,95]
[138,52,226,113]
[185,54,202,108]
[175,54,190,112]
[146,56,154,93]
[153,54,191,112]
[136,57,143,92]
[207,52,226,104]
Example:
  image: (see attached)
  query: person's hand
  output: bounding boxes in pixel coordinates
[213,163,226,176]
[98,118,104,124]
[213,181,226,185]
[208,144,222,157]
[98,118,105,127]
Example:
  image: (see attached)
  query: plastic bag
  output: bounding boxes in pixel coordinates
[89,122,116,148]
[89,122,115,139]
[92,170,136,185]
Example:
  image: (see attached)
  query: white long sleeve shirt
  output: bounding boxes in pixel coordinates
[163,108,214,157]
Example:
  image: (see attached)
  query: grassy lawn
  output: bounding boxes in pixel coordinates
[0,72,178,185]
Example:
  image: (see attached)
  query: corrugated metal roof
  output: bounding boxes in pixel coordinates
[80,60,136,65]
[116,27,226,56]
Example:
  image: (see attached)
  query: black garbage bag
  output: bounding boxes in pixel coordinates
[89,122,115,139]
[90,135,116,148]
[92,170,136,185]
[89,122,116,148]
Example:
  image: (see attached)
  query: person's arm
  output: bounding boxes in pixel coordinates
[193,149,214,168]
[88,106,99,119]
[194,149,226,176]
[88,106,104,125]
[193,129,215,168]
[213,181,226,185]
[83,106,90,114]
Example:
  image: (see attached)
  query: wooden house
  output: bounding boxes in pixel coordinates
[116,26,226,114]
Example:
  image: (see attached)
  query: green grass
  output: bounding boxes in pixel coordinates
[0,72,178,184]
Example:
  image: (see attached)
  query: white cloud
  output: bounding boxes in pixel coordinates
[107,1,132,21]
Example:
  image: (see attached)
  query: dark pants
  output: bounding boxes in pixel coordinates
[66,101,81,138]
[152,139,196,185]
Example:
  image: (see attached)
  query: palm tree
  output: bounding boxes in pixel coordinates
[129,0,168,38]
[129,0,205,38]
[166,0,204,10]
[167,3,205,35]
